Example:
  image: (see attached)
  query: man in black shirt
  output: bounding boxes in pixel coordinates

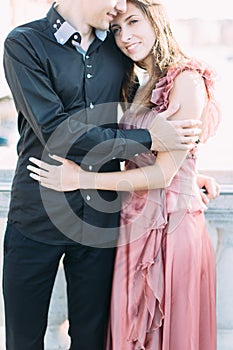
[3,1,202,349]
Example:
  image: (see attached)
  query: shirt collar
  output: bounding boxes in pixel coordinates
[47,3,108,45]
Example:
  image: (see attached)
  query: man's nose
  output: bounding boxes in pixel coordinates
[115,0,127,13]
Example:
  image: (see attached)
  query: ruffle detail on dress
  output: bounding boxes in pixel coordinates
[126,228,165,349]
[119,188,167,246]
[150,58,221,143]
[119,108,159,132]
[117,186,167,347]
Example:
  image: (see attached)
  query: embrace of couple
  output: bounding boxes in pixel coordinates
[3,0,221,349]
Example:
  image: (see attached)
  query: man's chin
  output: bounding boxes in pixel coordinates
[92,20,110,33]
[101,24,110,31]
[97,19,111,31]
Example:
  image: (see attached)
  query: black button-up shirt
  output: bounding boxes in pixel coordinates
[3,4,152,246]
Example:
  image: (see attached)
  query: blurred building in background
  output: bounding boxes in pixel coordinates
[1,0,233,169]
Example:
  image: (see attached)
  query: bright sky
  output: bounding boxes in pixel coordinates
[163,0,233,20]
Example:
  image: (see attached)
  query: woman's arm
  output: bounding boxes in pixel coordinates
[28,70,206,192]
[87,70,206,191]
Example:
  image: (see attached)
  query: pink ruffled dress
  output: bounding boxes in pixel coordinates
[106,59,221,350]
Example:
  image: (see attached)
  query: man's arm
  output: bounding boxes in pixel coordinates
[148,105,201,152]
[4,32,201,166]
[4,33,152,165]
[197,173,220,204]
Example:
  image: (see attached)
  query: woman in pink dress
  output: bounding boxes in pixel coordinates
[28,1,221,349]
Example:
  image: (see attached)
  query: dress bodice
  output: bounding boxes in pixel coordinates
[119,59,221,223]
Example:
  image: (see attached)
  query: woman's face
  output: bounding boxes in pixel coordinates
[111,2,156,65]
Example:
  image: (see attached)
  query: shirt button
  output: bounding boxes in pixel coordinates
[87,64,92,68]
[86,55,90,59]
[90,103,94,109]
[88,165,93,171]
[86,195,91,201]
[87,73,92,79]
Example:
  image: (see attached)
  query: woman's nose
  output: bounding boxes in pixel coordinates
[120,29,133,42]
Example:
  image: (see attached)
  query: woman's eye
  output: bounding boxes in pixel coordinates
[111,27,120,35]
[130,19,138,25]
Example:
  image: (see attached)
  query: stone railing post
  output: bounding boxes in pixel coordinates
[203,171,233,350]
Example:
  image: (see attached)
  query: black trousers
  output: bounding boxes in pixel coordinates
[3,224,116,350]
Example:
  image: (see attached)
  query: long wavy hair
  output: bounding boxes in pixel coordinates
[121,0,189,110]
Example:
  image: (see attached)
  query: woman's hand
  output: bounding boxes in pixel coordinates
[197,173,220,204]
[27,154,83,191]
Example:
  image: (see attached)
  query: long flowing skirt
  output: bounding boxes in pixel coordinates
[106,210,216,350]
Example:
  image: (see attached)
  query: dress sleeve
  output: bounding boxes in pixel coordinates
[150,58,221,143]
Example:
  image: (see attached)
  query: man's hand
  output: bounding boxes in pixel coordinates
[197,173,220,205]
[148,104,202,151]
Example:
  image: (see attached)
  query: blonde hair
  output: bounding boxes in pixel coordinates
[122,0,188,109]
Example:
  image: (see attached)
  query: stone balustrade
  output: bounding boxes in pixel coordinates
[201,171,233,350]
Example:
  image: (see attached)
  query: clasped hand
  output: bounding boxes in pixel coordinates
[148,104,202,151]
[27,155,82,192]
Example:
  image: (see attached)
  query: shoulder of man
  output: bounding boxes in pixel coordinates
[5,16,48,43]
